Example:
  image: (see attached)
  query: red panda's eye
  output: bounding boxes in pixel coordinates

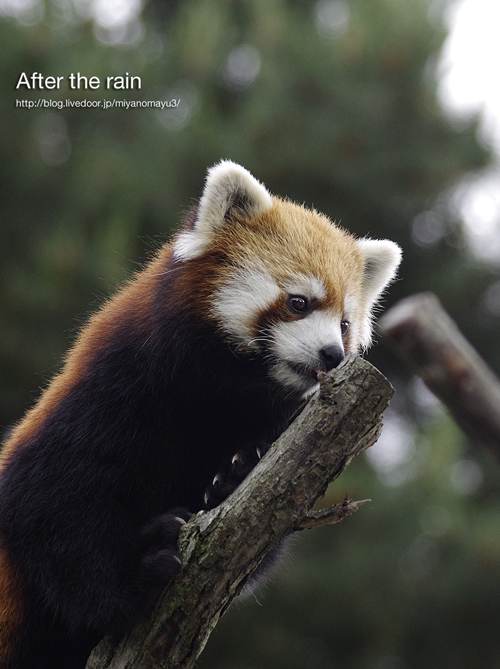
[288,295,309,314]
[341,320,349,336]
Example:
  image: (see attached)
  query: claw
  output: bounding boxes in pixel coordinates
[204,491,210,507]
[256,446,263,459]
[232,452,245,466]
[212,473,223,487]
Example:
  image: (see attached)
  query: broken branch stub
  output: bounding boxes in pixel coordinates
[379,292,500,452]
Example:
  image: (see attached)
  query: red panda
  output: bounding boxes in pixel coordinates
[0,161,401,668]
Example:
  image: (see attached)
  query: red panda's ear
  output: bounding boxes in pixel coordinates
[357,238,402,307]
[174,161,272,260]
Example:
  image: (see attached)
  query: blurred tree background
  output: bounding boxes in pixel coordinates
[1,0,500,667]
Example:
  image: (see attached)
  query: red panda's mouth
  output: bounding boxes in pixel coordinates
[289,362,322,383]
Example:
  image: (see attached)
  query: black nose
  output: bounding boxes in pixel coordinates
[319,345,344,371]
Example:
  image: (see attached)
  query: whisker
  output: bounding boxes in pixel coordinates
[148,268,177,278]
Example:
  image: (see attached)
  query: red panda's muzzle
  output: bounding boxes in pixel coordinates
[287,344,344,385]
[318,345,345,371]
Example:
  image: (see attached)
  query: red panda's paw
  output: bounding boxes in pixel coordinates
[203,444,270,510]
[108,511,192,634]
[139,509,192,595]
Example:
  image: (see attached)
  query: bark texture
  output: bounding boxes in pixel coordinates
[86,356,393,669]
[379,292,500,453]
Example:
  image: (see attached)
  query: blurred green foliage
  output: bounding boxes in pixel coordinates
[1,0,500,667]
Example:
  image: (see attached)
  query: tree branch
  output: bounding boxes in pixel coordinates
[379,292,500,453]
[86,356,394,669]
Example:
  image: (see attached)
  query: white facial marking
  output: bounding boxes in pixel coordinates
[342,292,363,352]
[272,310,343,364]
[357,311,375,351]
[271,360,320,397]
[269,309,344,396]
[212,265,280,348]
[284,275,327,301]
[343,293,356,318]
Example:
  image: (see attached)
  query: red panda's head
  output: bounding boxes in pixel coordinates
[173,161,402,398]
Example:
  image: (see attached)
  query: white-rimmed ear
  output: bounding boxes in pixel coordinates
[174,161,272,260]
[357,238,402,306]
